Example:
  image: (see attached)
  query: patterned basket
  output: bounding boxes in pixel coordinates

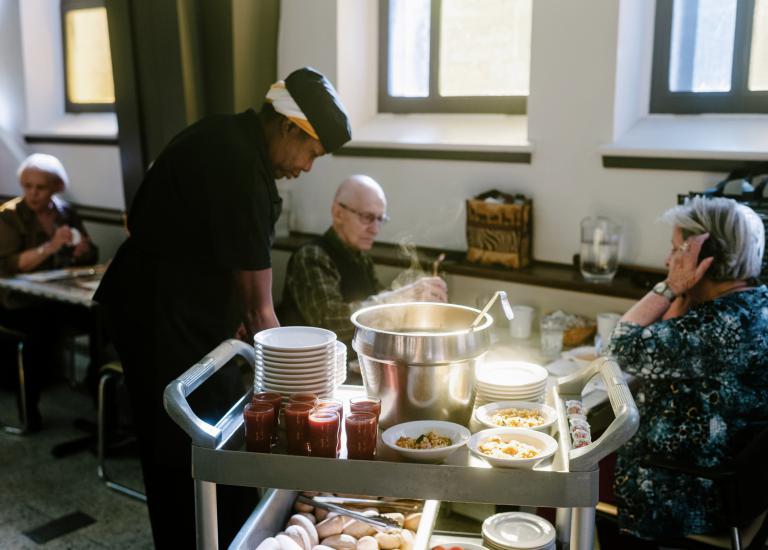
[465,190,532,269]
[563,325,596,347]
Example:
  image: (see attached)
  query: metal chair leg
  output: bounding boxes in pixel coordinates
[3,340,28,435]
[97,369,146,502]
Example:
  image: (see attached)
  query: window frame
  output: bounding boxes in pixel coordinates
[60,0,115,113]
[650,0,768,114]
[377,0,527,115]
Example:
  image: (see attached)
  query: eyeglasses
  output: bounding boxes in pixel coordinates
[337,202,390,225]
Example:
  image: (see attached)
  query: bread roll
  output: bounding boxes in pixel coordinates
[288,515,320,546]
[255,537,281,550]
[356,536,379,550]
[285,525,312,550]
[276,533,305,550]
[400,529,414,550]
[300,513,317,525]
[403,513,421,531]
[343,519,376,539]
[295,501,315,513]
[316,515,345,539]
[374,532,402,550]
[320,534,358,550]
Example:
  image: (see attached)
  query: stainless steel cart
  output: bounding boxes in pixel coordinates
[165,339,639,550]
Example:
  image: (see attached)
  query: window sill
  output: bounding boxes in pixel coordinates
[24,113,118,145]
[334,113,532,163]
[600,114,768,171]
[274,232,658,300]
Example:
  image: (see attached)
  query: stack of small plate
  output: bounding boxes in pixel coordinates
[254,326,346,399]
[474,361,548,407]
[482,512,556,550]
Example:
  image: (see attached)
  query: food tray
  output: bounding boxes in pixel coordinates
[229,490,440,550]
[164,339,639,550]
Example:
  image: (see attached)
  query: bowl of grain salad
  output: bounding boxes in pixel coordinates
[474,401,557,433]
[382,420,471,463]
[468,427,558,469]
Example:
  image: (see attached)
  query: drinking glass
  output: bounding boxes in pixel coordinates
[285,402,313,455]
[289,392,318,406]
[580,217,621,283]
[316,398,343,453]
[349,396,381,421]
[252,391,283,444]
[540,317,565,359]
[243,402,274,453]
[308,410,340,458]
[345,411,378,460]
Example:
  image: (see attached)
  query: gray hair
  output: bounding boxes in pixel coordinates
[16,153,69,191]
[660,195,765,281]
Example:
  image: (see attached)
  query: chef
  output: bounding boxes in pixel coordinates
[95,67,351,548]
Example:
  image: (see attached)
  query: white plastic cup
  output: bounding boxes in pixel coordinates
[539,318,565,359]
[509,305,535,339]
[596,312,621,350]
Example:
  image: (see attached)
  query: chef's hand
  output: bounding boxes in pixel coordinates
[49,226,73,252]
[666,233,714,296]
[384,276,448,303]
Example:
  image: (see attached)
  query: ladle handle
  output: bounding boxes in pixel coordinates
[471,290,514,328]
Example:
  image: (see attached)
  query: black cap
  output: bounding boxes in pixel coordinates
[284,67,351,153]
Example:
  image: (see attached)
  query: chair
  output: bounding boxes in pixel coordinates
[97,361,146,502]
[597,423,768,550]
[0,325,29,435]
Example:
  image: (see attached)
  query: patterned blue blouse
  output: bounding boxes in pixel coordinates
[607,286,768,540]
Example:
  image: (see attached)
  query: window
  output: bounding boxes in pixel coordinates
[61,0,115,113]
[650,0,768,114]
[379,0,532,114]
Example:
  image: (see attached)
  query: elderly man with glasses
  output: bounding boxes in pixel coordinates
[279,175,447,358]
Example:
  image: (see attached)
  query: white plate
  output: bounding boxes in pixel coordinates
[254,326,337,352]
[474,401,557,432]
[482,512,555,550]
[476,381,546,393]
[259,380,336,393]
[561,346,597,368]
[382,421,471,463]
[468,428,558,469]
[431,543,489,550]
[257,349,335,363]
[475,362,548,388]
[476,390,546,401]
[260,359,336,371]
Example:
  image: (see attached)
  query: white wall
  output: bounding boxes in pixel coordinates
[0,0,27,189]
[277,0,720,271]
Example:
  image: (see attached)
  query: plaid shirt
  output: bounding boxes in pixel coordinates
[283,229,382,344]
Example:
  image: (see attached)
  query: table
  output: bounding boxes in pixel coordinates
[0,266,107,454]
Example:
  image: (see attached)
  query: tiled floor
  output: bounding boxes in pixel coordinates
[0,382,153,549]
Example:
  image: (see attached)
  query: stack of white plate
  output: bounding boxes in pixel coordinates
[482,512,556,550]
[474,361,548,407]
[253,326,346,399]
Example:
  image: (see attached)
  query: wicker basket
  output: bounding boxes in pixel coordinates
[563,325,596,347]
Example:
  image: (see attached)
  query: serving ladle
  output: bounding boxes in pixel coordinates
[470,290,514,329]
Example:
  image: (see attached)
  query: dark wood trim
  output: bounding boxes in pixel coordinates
[24,134,119,146]
[602,155,768,172]
[273,232,660,300]
[335,146,531,164]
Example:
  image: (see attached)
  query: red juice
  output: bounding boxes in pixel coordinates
[349,396,381,421]
[253,391,282,444]
[345,411,378,460]
[289,392,318,406]
[316,398,343,453]
[243,402,274,453]
[308,410,339,458]
[285,402,313,455]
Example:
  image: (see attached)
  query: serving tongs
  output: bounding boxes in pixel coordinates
[470,290,514,330]
[312,496,421,513]
[296,495,402,532]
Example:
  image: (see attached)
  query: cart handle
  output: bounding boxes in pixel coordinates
[554,355,639,472]
[164,338,255,449]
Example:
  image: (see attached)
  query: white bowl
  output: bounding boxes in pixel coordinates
[254,326,337,351]
[468,428,558,469]
[382,420,471,463]
[474,401,557,432]
[431,543,489,550]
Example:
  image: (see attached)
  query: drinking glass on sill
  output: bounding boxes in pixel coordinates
[540,317,565,359]
[243,402,274,453]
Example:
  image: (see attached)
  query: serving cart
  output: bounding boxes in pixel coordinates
[164,339,639,550]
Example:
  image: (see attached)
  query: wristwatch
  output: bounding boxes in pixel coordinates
[652,280,676,301]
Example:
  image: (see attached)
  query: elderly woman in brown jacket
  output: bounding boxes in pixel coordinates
[0,154,98,431]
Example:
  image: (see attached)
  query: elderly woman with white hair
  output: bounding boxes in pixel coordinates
[0,153,98,431]
[602,196,768,546]
[0,153,96,274]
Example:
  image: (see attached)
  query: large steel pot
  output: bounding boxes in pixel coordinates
[351,302,493,429]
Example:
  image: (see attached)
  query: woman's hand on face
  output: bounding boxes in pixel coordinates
[666,233,714,296]
[49,225,73,252]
